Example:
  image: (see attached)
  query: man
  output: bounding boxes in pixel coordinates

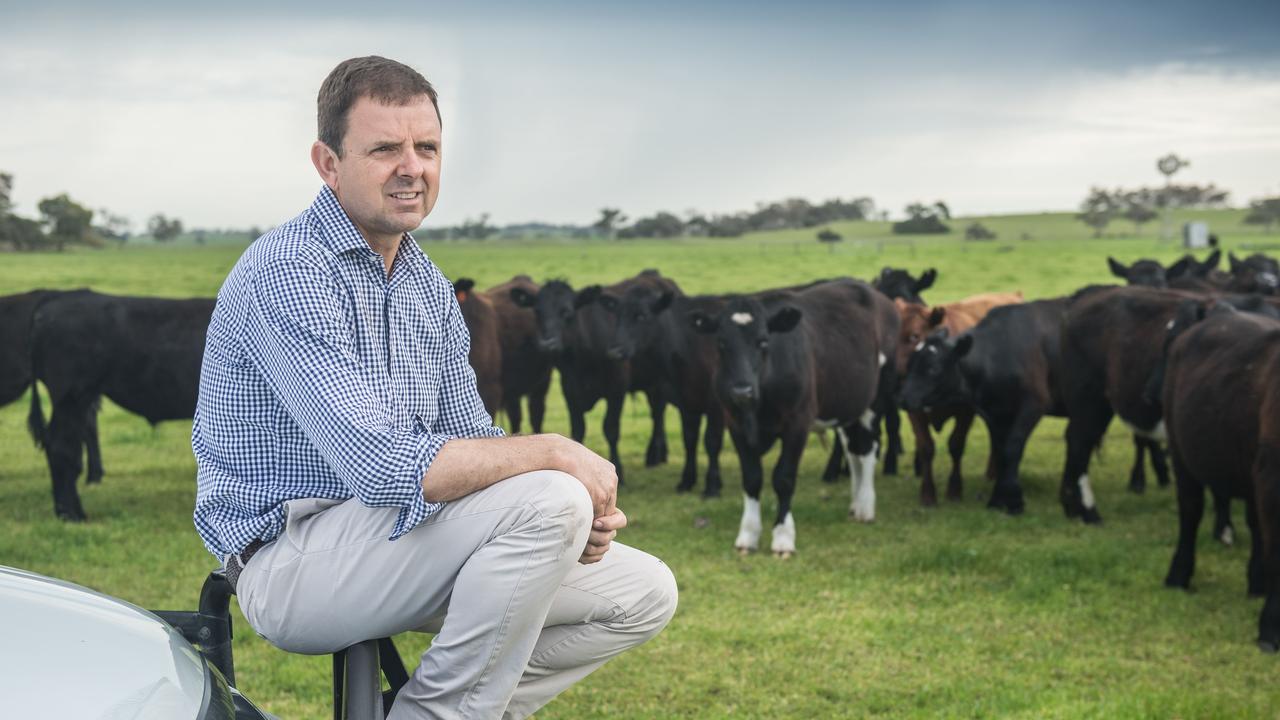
[192,56,676,719]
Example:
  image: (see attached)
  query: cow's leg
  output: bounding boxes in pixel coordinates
[84,398,105,485]
[603,392,625,485]
[731,430,765,554]
[1060,402,1112,524]
[1246,499,1265,597]
[909,411,937,507]
[528,373,551,435]
[989,407,1041,516]
[840,417,879,523]
[821,437,845,484]
[882,405,901,477]
[1256,448,1280,652]
[563,381,588,444]
[1151,440,1170,488]
[1212,490,1236,546]
[946,409,976,502]
[1128,435,1148,494]
[675,408,701,494]
[644,389,668,468]
[703,410,725,499]
[504,396,524,435]
[46,399,90,521]
[769,430,807,558]
[1164,452,1204,590]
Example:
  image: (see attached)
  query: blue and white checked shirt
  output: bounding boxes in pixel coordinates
[193,186,503,560]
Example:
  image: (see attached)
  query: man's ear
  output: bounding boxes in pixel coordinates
[311,140,341,190]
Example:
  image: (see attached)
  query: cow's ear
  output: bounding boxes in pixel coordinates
[915,268,937,292]
[953,334,974,359]
[510,287,536,308]
[453,278,475,296]
[1229,252,1242,273]
[767,306,803,334]
[1107,257,1128,279]
[879,267,893,280]
[928,306,947,328]
[575,285,602,308]
[1201,249,1221,274]
[652,291,674,314]
[1166,256,1192,280]
[688,311,719,334]
[597,293,620,313]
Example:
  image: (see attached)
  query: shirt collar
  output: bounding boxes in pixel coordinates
[310,185,426,274]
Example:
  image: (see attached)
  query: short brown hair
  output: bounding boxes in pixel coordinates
[317,56,440,157]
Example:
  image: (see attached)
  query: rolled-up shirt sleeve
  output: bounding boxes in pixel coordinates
[245,256,441,537]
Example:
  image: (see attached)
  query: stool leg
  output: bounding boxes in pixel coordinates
[343,639,383,720]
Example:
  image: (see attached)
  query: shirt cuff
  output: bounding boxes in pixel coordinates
[389,431,452,541]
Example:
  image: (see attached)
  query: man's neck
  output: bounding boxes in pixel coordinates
[365,235,400,277]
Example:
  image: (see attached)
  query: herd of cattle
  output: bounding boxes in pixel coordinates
[4,248,1280,651]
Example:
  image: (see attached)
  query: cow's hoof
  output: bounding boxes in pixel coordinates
[1005,504,1025,517]
[57,512,86,523]
[1219,526,1235,546]
[1258,639,1279,654]
[773,550,793,560]
[87,473,104,485]
[848,509,875,523]
[919,493,938,508]
[674,481,693,494]
[1081,507,1103,525]
[1127,482,1144,495]
[1164,573,1191,590]
[946,488,963,503]
[736,546,754,556]
[701,488,721,500]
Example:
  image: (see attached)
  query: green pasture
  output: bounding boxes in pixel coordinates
[2,208,1278,718]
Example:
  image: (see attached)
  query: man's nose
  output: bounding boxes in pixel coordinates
[397,147,424,177]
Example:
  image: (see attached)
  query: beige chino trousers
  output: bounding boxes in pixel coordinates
[235,470,677,719]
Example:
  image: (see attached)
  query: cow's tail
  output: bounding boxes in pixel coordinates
[27,376,46,449]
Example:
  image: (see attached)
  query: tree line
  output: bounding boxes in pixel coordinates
[0,171,190,251]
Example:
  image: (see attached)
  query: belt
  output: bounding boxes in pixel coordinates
[224,538,268,592]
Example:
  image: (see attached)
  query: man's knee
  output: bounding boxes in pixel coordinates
[526,470,593,552]
[629,556,678,640]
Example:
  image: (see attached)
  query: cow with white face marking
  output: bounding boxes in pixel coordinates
[689,278,897,557]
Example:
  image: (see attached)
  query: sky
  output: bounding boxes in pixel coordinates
[2,0,1278,231]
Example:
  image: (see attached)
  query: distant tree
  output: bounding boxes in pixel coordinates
[247,226,262,241]
[148,213,184,243]
[95,209,132,247]
[459,213,495,240]
[618,211,685,239]
[592,208,627,238]
[0,172,12,216]
[964,222,997,241]
[1244,197,1280,234]
[1119,189,1158,235]
[1076,187,1117,238]
[816,228,843,252]
[933,201,951,220]
[892,202,950,235]
[39,194,96,251]
[193,229,207,245]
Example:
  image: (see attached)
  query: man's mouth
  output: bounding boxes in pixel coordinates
[390,191,422,200]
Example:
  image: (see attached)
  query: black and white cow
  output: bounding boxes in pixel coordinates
[690,278,898,557]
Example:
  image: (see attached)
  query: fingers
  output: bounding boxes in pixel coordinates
[593,508,627,531]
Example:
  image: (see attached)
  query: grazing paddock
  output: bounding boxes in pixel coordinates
[1,209,1277,717]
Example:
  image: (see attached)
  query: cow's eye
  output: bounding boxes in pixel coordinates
[757,338,769,350]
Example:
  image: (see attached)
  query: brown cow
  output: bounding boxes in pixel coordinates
[894,292,1024,505]
[485,275,554,434]
[452,279,503,418]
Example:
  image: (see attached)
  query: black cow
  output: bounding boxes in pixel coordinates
[690,278,898,557]
[1227,252,1280,295]
[28,290,213,520]
[2,290,104,484]
[900,295,1092,514]
[451,279,503,418]
[1107,251,1221,291]
[1161,304,1280,651]
[510,272,671,482]
[485,275,553,434]
[872,266,937,304]
[596,281,726,497]
[1057,285,1276,529]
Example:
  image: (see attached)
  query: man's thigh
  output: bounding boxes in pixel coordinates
[238,469,587,654]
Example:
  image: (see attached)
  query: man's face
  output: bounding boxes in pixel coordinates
[314,95,441,246]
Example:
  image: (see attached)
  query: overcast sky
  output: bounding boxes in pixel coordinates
[2,0,1278,231]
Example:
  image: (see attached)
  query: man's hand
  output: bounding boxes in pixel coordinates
[580,508,627,565]
[554,436,619,517]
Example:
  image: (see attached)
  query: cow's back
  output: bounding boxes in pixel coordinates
[962,297,1070,417]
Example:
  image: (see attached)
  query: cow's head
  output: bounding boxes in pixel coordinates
[900,331,972,413]
[510,279,600,353]
[453,278,476,304]
[689,297,802,423]
[893,298,947,376]
[1107,257,1167,288]
[1228,253,1280,295]
[873,266,937,304]
[596,285,674,361]
[1166,249,1220,281]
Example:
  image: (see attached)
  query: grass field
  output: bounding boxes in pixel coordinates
[2,208,1278,718]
